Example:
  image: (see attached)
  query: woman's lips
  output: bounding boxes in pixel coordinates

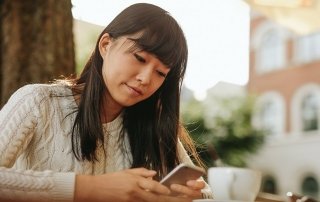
[125,84,143,96]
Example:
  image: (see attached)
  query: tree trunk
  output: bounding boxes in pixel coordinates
[0,0,75,107]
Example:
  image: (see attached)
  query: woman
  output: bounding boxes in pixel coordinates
[0,3,213,201]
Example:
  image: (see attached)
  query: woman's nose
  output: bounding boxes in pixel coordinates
[136,66,153,85]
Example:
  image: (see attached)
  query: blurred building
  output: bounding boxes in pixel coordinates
[181,85,196,103]
[203,81,246,127]
[246,9,320,199]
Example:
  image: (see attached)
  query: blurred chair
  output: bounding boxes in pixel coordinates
[287,192,318,202]
[255,192,286,202]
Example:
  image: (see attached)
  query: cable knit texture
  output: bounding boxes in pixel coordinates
[0,84,212,201]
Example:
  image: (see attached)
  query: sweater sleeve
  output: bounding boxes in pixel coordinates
[177,140,214,199]
[0,85,76,202]
[0,167,75,202]
[0,85,40,167]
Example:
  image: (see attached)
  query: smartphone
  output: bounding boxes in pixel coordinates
[160,163,206,188]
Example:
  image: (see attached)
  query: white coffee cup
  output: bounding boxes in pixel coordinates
[208,167,261,202]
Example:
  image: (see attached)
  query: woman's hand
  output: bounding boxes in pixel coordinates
[169,180,205,199]
[74,168,171,202]
[151,181,205,202]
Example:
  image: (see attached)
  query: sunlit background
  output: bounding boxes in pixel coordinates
[2,0,320,201]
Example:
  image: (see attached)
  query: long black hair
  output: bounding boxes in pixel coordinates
[71,3,201,178]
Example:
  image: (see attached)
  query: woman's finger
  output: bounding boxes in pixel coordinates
[186,180,205,190]
[138,178,171,195]
[170,184,202,198]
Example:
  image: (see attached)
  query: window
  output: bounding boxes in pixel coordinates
[260,101,278,134]
[295,32,320,63]
[262,176,278,194]
[301,94,319,131]
[254,92,285,136]
[291,84,320,134]
[256,93,285,135]
[301,176,319,199]
[257,30,286,73]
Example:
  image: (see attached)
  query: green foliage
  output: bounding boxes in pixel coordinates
[181,98,214,167]
[181,96,265,168]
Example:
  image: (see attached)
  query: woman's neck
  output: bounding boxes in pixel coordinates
[72,84,123,123]
[100,92,123,123]
[100,104,122,123]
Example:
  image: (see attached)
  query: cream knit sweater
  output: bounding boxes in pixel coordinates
[0,84,212,201]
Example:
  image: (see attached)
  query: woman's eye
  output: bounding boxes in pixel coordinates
[157,70,167,78]
[134,53,146,63]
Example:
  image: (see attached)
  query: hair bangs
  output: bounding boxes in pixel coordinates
[129,17,188,77]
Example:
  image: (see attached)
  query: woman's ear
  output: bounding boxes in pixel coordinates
[98,33,111,58]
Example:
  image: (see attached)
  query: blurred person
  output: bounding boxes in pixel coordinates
[0,3,213,202]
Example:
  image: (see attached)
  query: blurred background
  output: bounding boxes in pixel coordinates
[1,0,320,201]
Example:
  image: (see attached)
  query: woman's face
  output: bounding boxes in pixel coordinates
[99,33,170,109]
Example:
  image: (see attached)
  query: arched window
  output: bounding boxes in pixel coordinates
[301,93,319,131]
[262,176,278,194]
[301,176,319,199]
[295,32,320,64]
[257,30,286,73]
[260,101,277,134]
[291,84,320,134]
[254,92,285,136]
